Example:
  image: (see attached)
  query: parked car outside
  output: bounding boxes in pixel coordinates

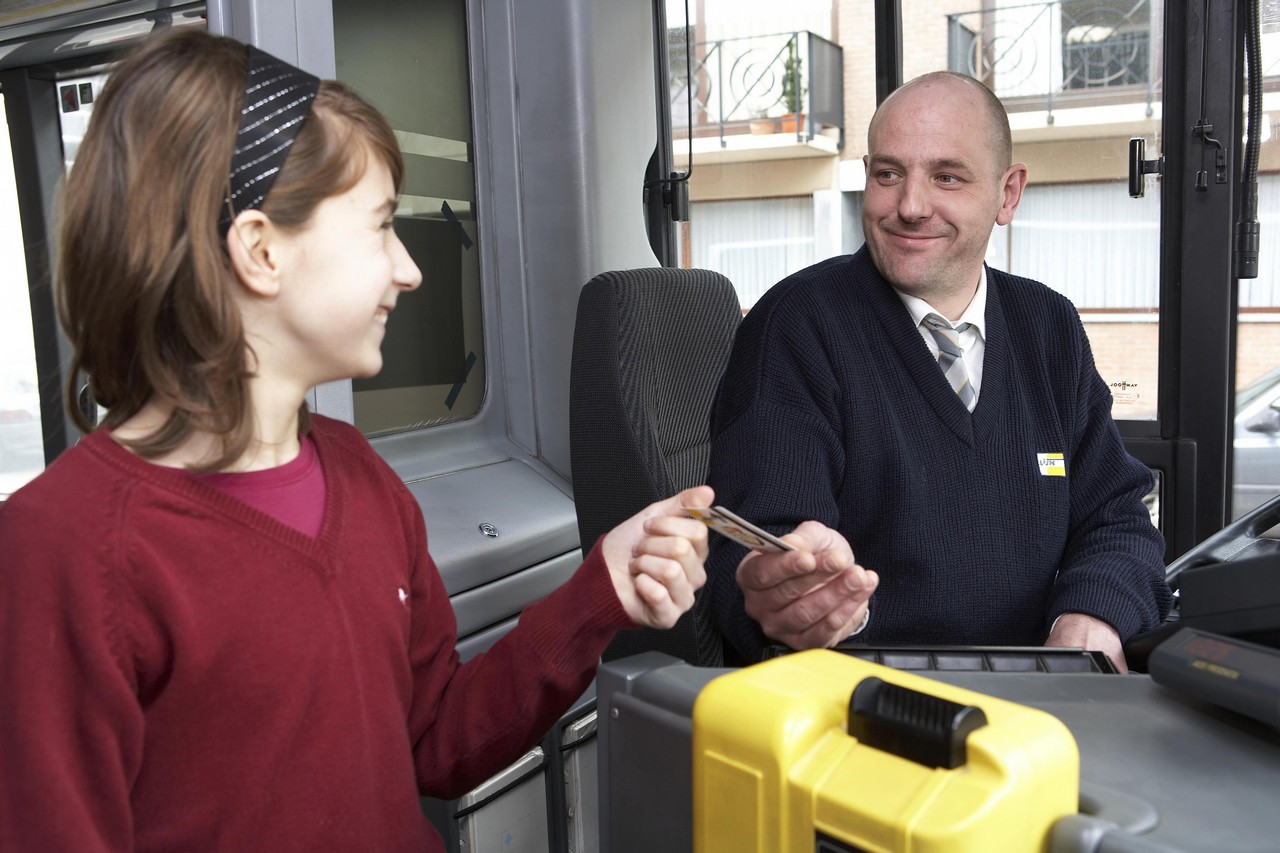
[1233,366,1280,520]
[0,375,43,500]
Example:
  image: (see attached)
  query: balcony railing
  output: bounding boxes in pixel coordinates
[669,30,843,149]
[947,0,1158,121]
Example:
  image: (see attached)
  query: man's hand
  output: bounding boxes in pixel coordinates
[1046,612,1128,673]
[737,521,878,650]
[600,486,713,629]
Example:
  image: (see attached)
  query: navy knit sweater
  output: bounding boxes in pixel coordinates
[706,247,1172,661]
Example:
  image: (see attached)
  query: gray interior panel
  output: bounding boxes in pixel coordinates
[455,615,516,663]
[450,550,582,639]
[932,670,1280,852]
[408,459,579,596]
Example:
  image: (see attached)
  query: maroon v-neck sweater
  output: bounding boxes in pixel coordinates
[1,415,629,851]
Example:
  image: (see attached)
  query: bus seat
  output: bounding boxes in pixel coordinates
[569,267,742,667]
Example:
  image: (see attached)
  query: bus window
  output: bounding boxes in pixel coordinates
[670,2,1161,422]
[0,93,43,500]
[922,0,1163,422]
[668,1,872,310]
[1231,18,1280,521]
[56,71,111,432]
[55,73,108,171]
[333,0,485,437]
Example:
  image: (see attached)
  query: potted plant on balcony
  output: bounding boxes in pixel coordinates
[779,40,806,134]
[748,107,777,135]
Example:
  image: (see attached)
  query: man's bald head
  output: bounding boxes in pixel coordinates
[868,71,1012,175]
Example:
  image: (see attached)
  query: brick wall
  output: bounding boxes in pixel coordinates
[1085,319,1280,419]
[1084,322,1160,418]
[1237,322,1280,388]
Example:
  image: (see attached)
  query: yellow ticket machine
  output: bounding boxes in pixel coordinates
[692,650,1079,853]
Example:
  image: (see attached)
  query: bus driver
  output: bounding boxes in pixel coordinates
[703,72,1172,673]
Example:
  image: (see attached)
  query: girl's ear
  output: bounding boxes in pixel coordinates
[226,210,284,297]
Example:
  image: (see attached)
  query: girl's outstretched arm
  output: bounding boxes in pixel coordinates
[408,485,713,798]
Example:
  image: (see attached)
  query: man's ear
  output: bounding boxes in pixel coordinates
[996,163,1029,227]
[225,210,284,298]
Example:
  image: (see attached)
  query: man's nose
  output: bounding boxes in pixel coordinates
[897,174,931,222]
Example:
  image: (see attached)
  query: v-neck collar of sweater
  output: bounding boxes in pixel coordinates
[81,419,345,567]
[858,250,1009,447]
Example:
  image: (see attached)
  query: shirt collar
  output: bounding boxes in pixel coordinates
[895,267,989,340]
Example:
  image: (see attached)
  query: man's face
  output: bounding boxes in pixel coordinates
[861,79,1024,312]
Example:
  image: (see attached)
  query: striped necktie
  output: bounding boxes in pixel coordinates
[922,313,976,411]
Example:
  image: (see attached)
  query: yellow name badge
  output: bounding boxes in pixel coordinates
[1038,452,1066,477]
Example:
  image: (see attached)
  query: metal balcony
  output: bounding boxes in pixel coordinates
[947,0,1159,122]
[669,29,843,154]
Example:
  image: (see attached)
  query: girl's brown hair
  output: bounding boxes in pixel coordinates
[57,27,403,471]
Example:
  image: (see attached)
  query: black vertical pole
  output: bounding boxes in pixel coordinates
[874,0,903,105]
[1,67,73,464]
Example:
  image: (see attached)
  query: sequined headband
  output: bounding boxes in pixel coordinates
[220,45,320,235]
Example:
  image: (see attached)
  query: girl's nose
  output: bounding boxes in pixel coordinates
[392,234,422,291]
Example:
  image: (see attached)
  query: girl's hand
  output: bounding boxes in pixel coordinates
[600,486,713,628]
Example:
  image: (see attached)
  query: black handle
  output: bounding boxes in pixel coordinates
[848,677,988,769]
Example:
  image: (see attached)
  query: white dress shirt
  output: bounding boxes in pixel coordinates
[895,269,989,405]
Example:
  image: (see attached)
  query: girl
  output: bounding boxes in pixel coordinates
[0,28,712,852]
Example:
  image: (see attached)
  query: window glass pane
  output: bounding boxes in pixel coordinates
[671,0,866,305]
[689,197,816,309]
[56,72,108,170]
[0,93,44,499]
[1001,180,1159,421]
[1231,13,1280,521]
[0,2,121,28]
[56,71,111,432]
[333,0,485,437]
[672,1,1158,418]
[940,0,1162,420]
[1,19,205,501]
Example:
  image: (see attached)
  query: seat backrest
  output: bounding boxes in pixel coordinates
[569,267,742,666]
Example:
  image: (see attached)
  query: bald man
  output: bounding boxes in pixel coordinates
[703,72,1171,672]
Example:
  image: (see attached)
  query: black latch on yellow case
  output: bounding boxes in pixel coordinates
[847,676,988,770]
